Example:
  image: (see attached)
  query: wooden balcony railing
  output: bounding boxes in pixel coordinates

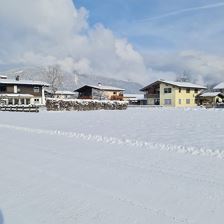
[144,93,159,98]
[110,95,124,101]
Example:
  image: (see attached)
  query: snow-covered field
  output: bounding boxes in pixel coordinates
[0,108,224,224]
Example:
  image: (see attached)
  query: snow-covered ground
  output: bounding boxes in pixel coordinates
[0,108,224,224]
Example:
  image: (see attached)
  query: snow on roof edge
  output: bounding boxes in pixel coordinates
[200,92,224,97]
[141,80,207,91]
[213,82,224,90]
[0,79,50,86]
[75,84,125,92]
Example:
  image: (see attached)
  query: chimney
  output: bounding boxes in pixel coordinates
[16,75,20,81]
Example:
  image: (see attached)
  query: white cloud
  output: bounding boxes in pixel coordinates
[144,50,224,84]
[0,0,149,84]
[0,0,223,85]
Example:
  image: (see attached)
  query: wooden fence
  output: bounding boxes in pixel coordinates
[0,105,39,113]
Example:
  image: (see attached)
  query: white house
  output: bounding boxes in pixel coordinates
[0,76,49,105]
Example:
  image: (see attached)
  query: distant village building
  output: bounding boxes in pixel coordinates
[0,76,49,106]
[54,91,77,99]
[140,80,206,107]
[75,84,125,100]
[213,82,224,93]
[123,94,147,105]
[197,92,224,108]
[45,90,77,99]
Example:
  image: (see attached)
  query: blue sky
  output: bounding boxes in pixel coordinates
[0,0,224,84]
[74,0,224,54]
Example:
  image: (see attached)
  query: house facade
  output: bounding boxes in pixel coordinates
[75,84,125,101]
[140,80,206,107]
[0,76,49,105]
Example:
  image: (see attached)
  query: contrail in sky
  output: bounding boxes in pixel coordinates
[138,2,224,22]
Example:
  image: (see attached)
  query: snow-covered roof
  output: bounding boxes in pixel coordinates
[213,82,224,90]
[44,89,53,94]
[0,94,34,98]
[75,84,125,92]
[55,91,76,95]
[124,94,146,100]
[0,79,50,86]
[141,80,206,91]
[200,92,224,97]
[160,80,206,89]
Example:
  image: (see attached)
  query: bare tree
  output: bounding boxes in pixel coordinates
[176,70,192,82]
[44,65,64,93]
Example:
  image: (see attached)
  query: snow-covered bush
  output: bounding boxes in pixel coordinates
[46,98,128,111]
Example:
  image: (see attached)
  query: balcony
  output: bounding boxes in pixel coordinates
[110,95,124,101]
[144,93,159,99]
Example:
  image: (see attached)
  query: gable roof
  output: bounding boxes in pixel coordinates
[141,80,206,91]
[199,92,224,97]
[75,84,125,92]
[0,79,50,86]
[213,82,224,90]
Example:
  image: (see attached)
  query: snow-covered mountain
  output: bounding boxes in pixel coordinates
[0,67,143,93]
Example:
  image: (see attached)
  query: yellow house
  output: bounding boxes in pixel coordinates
[140,80,207,107]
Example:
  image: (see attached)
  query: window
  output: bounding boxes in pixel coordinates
[0,85,6,92]
[179,99,182,104]
[186,99,190,104]
[164,99,172,105]
[113,92,116,94]
[186,88,190,93]
[179,88,181,93]
[34,99,40,102]
[21,99,25,105]
[33,86,40,93]
[26,99,30,105]
[14,99,19,105]
[194,89,198,93]
[164,88,172,94]
[8,99,13,105]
